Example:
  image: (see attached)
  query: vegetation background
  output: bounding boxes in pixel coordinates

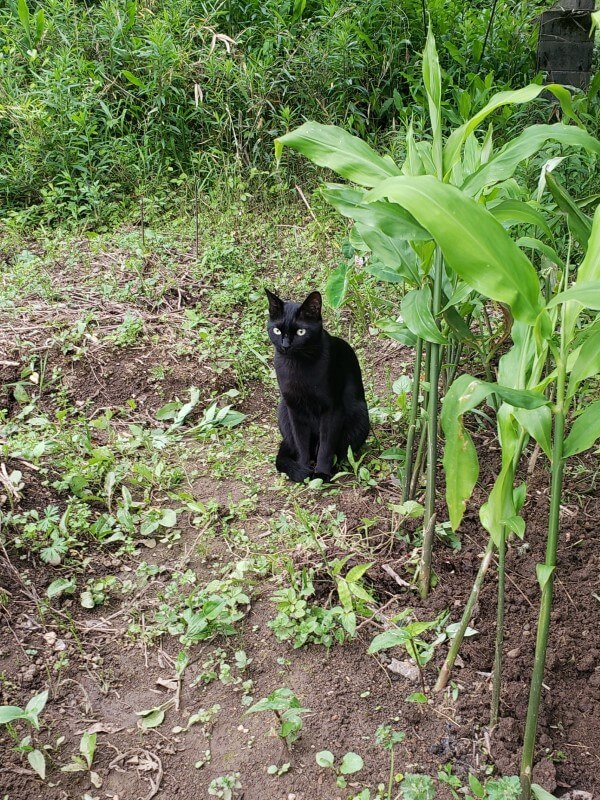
[4,0,596,228]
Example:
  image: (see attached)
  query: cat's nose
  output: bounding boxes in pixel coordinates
[282,336,291,349]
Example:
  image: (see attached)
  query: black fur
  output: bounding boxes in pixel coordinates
[265,289,369,482]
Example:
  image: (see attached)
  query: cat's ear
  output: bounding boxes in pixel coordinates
[265,288,284,318]
[299,291,322,321]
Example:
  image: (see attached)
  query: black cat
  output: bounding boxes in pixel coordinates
[265,288,369,482]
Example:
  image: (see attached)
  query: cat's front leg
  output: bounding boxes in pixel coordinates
[314,412,342,481]
[278,403,312,482]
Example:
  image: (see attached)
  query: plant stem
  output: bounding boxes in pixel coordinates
[490,525,506,726]
[388,746,395,800]
[404,337,423,502]
[409,421,428,499]
[434,538,495,691]
[419,250,443,599]
[520,358,566,798]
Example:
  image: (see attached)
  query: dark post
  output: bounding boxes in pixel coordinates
[537,0,595,89]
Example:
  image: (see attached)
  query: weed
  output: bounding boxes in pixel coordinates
[315,749,365,789]
[246,688,310,749]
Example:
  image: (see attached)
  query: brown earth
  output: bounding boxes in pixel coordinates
[0,233,599,800]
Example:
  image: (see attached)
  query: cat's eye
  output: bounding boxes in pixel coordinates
[296,328,306,336]
[273,327,281,335]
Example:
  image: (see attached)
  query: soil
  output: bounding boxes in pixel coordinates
[1,234,599,800]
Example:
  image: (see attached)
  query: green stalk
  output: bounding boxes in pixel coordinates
[403,336,423,502]
[434,538,495,691]
[520,358,566,797]
[388,745,395,800]
[490,525,506,725]
[409,419,428,499]
[419,249,444,599]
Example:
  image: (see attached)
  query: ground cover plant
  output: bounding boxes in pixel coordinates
[1,5,599,800]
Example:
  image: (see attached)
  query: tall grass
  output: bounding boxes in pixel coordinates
[0,0,548,225]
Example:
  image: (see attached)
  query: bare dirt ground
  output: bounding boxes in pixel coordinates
[1,223,598,800]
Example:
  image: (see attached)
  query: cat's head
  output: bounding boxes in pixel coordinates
[265,289,323,356]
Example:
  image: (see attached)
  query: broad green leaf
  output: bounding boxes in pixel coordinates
[513,406,552,459]
[316,750,335,768]
[441,375,480,530]
[367,628,409,653]
[0,706,27,725]
[325,261,351,309]
[80,732,96,769]
[445,86,581,175]
[366,176,544,323]
[25,690,48,722]
[401,286,448,344]
[339,752,364,775]
[122,69,144,88]
[276,122,401,187]
[532,784,561,800]
[136,707,165,729]
[563,400,600,457]
[544,171,592,251]
[380,447,406,460]
[567,329,600,397]
[345,563,373,583]
[536,563,555,590]
[337,578,353,611]
[578,205,600,284]
[365,259,406,284]
[516,237,565,270]
[405,693,428,704]
[469,773,486,798]
[47,577,76,599]
[28,749,46,780]
[489,200,554,241]
[547,281,600,310]
[502,516,526,538]
[375,318,417,346]
[461,124,600,197]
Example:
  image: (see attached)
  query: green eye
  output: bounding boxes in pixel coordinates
[296,328,306,336]
[273,327,281,335]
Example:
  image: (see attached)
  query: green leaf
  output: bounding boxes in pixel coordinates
[531,784,560,800]
[567,329,600,397]
[366,176,544,323]
[365,259,408,284]
[401,286,448,344]
[513,406,553,459]
[0,706,27,725]
[368,628,409,653]
[80,732,96,769]
[405,692,428,704]
[489,200,554,240]
[469,773,486,798]
[47,577,76,599]
[536,563,555,591]
[547,281,600,310]
[563,400,600,458]
[445,86,582,176]
[544,171,592,251]
[345,564,373,583]
[462,124,600,197]
[17,0,31,36]
[325,261,351,309]
[339,752,364,775]
[423,27,442,177]
[375,318,417,346]
[502,516,525,538]
[25,690,48,722]
[337,579,353,611]
[136,707,165,729]
[578,205,600,283]
[28,749,46,780]
[316,750,335,768]
[122,69,144,88]
[516,237,565,270]
[380,447,406,460]
[276,122,401,187]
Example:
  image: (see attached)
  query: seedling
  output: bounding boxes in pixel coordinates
[368,610,441,692]
[315,750,364,789]
[61,732,101,787]
[208,772,242,799]
[0,690,48,779]
[375,725,406,799]
[246,688,310,749]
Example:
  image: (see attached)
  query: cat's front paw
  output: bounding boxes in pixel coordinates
[312,471,332,483]
[285,464,313,483]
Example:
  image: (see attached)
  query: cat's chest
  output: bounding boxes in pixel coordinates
[275,359,328,407]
